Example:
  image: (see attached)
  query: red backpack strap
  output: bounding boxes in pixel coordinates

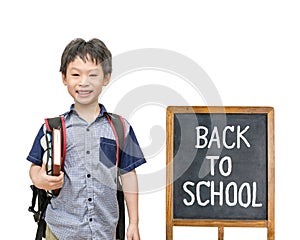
[44,116,66,171]
[60,116,66,170]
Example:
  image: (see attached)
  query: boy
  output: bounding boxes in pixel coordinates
[27,38,146,240]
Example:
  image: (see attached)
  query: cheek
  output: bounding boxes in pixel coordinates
[64,79,76,89]
[65,82,76,96]
[67,86,74,96]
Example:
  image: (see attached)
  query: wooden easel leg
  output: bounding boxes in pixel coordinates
[218,227,224,240]
[166,225,173,240]
[268,227,275,240]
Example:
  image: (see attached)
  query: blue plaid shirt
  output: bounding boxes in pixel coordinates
[27,104,146,240]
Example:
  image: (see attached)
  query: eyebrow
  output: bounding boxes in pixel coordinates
[69,67,100,72]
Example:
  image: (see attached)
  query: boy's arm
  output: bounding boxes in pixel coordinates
[121,169,140,240]
[29,163,64,190]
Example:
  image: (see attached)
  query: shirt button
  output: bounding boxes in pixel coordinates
[87,174,91,178]
[89,218,93,222]
[88,198,92,202]
[86,128,90,132]
[86,150,90,154]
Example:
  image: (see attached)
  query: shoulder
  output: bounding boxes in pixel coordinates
[105,112,131,135]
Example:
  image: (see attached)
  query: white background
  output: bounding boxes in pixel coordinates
[0,0,299,239]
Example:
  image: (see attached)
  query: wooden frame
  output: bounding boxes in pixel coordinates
[166,106,275,240]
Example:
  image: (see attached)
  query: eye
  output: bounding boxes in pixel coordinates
[89,74,98,77]
[71,73,80,77]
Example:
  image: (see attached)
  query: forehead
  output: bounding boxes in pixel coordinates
[67,56,103,72]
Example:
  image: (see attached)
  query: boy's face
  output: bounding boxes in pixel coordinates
[62,55,110,107]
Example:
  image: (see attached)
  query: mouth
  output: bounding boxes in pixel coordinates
[76,90,93,97]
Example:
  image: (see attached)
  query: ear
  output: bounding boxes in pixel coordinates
[62,73,67,86]
[103,73,111,86]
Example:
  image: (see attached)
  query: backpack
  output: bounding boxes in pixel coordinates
[28,113,126,240]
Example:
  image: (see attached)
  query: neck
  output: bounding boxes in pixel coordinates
[74,102,100,124]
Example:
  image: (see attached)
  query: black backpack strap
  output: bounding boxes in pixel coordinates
[35,218,47,240]
[28,185,38,217]
[45,117,63,130]
[28,185,51,240]
[104,112,126,240]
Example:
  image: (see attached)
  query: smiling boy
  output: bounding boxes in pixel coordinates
[27,38,146,240]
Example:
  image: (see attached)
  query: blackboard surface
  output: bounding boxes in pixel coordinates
[173,113,267,220]
[166,106,275,240]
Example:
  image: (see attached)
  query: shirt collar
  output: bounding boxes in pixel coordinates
[67,103,108,118]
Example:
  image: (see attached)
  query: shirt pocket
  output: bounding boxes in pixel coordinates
[100,137,117,168]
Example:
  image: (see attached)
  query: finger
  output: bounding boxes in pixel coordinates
[47,176,64,189]
[46,173,63,183]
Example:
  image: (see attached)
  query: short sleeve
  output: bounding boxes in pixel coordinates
[26,125,45,166]
[119,125,146,174]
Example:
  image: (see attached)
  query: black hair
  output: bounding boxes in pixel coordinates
[60,38,112,76]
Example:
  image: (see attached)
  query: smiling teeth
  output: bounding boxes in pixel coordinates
[77,90,92,93]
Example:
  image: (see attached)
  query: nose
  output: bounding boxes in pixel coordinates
[79,75,89,86]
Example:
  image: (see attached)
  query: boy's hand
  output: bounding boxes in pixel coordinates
[30,164,64,190]
[126,223,140,240]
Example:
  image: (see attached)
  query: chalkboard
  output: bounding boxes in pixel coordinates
[166,106,275,240]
